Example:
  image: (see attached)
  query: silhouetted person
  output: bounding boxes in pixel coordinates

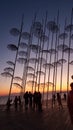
[67,82,73,124]
[33,91,38,110]
[63,93,66,101]
[37,92,42,112]
[18,96,21,106]
[71,75,73,79]
[18,96,22,110]
[23,91,29,110]
[14,96,18,111]
[52,94,56,108]
[28,92,33,108]
[57,93,63,110]
[6,98,12,111]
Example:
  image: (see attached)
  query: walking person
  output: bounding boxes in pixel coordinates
[57,93,63,110]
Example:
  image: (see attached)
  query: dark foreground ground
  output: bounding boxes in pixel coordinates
[0,100,73,130]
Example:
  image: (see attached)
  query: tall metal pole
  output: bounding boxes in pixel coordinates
[38,12,48,92]
[43,30,50,100]
[67,8,73,93]
[46,27,54,106]
[8,15,24,100]
[52,11,59,96]
[60,19,67,94]
[22,13,37,93]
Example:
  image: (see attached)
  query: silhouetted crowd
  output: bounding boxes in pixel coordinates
[6,90,68,113]
[6,91,42,112]
[52,92,67,109]
[23,91,42,111]
[6,80,73,125]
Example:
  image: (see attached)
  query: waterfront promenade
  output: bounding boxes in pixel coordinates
[0,100,73,130]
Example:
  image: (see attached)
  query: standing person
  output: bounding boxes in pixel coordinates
[23,91,29,110]
[14,96,18,111]
[6,98,12,111]
[33,91,38,110]
[28,91,33,109]
[57,93,63,110]
[52,94,56,108]
[63,93,66,101]
[67,82,73,124]
[18,96,22,110]
[18,96,21,106]
[37,92,42,112]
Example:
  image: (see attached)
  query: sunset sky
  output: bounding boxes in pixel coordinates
[0,0,73,96]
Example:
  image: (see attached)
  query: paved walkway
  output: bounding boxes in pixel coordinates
[0,101,73,130]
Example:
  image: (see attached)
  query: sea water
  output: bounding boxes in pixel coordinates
[0,92,66,105]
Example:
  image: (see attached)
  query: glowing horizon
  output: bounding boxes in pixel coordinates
[0,1,73,97]
[0,78,71,96]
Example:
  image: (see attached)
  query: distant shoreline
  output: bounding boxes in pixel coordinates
[0,90,67,96]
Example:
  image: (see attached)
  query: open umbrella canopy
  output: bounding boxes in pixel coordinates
[17,58,27,64]
[32,22,43,31]
[46,82,54,87]
[36,70,45,75]
[48,49,57,54]
[32,22,43,30]
[47,21,59,33]
[27,73,35,78]
[71,34,73,39]
[10,28,20,36]
[29,44,41,53]
[65,24,73,32]
[34,28,43,38]
[27,80,37,84]
[43,63,54,69]
[13,83,23,88]
[21,32,30,40]
[37,83,45,87]
[1,72,12,78]
[4,67,14,73]
[57,44,68,51]
[47,21,56,30]
[58,59,67,64]
[26,66,34,72]
[18,51,27,57]
[69,60,73,65]
[52,61,61,67]
[14,76,22,81]
[28,58,38,63]
[51,24,59,33]
[40,33,48,42]
[6,61,15,66]
[59,33,68,39]
[19,42,28,49]
[31,21,43,37]
[7,44,18,51]
[63,47,73,53]
[41,49,49,53]
[38,57,46,64]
